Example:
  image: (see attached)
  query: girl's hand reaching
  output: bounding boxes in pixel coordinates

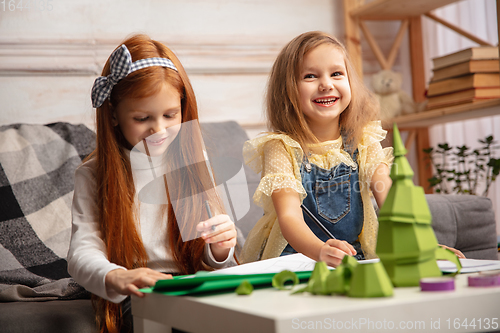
[439,244,466,259]
[319,239,357,267]
[197,214,237,262]
[105,268,172,298]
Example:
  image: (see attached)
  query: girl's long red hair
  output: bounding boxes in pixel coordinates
[88,34,212,333]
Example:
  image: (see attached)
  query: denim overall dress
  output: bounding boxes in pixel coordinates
[281,140,365,260]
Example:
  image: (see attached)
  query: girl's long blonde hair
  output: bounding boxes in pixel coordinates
[87,34,216,333]
[266,31,379,151]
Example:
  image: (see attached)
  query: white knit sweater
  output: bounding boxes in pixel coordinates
[67,152,234,303]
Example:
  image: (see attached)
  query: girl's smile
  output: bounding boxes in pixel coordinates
[145,137,166,146]
[298,43,351,139]
[313,96,339,107]
[144,131,168,146]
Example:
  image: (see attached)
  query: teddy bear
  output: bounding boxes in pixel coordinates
[371,70,416,122]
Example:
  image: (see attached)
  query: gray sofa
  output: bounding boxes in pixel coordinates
[0,121,497,333]
[427,193,498,260]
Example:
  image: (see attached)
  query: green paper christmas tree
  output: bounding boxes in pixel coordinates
[376,124,442,287]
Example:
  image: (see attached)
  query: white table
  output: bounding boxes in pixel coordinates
[132,271,500,333]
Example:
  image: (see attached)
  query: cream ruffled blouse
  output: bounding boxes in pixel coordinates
[240,121,393,263]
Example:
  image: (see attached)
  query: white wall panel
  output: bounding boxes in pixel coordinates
[0,0,343,138]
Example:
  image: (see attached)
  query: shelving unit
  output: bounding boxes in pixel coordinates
[393,99,500,128]
[343,0,500,191]
[349,0,462,19]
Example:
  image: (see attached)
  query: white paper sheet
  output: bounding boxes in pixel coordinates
[215,254,378,275]
[438,258,500,273]
[214,254,500,275]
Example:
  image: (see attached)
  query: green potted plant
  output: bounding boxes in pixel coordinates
[423,135,500,196]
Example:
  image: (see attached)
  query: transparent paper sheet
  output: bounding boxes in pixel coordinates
[130,120,250,241]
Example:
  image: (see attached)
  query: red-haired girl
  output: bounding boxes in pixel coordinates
[67,34,236,333]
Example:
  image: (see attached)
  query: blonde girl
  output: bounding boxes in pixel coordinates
[67,34,236,333]
[241,31,465,267]
[240,31,393,267]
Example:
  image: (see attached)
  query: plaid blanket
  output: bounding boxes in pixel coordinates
[0,122,95,301]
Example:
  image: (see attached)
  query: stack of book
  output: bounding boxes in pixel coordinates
[427,46,500,109]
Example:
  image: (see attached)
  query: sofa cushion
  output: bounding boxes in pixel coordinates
[0,122,95,301]
[0,299,95,333]
[427,194,498,260]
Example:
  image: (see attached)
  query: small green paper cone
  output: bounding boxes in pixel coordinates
[342,255,359,271]
[308,261,331,295]
[348,261,393,298]
[235,280,253,295]
[325,265,346,295]
[341,255,358,293]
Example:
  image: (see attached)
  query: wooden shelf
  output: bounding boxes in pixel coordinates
[391,99,500,129]
[350,0,459,20]
[345,0,500,190]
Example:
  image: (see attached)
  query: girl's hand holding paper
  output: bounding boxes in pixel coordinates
[105,268,172,298]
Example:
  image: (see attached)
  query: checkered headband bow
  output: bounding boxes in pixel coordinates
[91,44,178,108]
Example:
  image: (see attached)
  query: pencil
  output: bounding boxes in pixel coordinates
[204,200,213,218]
[300,204,336,240]
[204,200,216,231]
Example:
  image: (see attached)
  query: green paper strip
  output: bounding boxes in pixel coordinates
[435,246,462,276]
[144,271,313,296]
[272,270,299,290]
